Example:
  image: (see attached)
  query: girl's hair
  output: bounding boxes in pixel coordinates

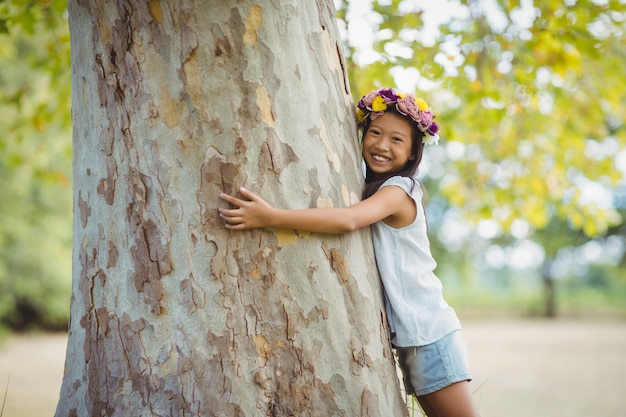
[361,110,426,199]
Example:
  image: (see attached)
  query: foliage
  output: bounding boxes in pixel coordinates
[0,0,72,330]
[1,0,625,330]
[444,260,626,319]
[338,0,626,238]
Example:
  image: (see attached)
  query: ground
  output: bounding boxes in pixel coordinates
[465,319,626,417]
[1,319,625,417]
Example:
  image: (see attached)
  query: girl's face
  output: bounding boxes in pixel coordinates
[362,111,415,175]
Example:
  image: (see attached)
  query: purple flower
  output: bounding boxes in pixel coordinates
[427,121,440,136]
[378,88,401,104]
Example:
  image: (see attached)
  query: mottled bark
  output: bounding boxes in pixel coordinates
[57,1,408,416]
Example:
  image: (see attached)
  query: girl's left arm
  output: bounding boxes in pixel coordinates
[218,186,411,234]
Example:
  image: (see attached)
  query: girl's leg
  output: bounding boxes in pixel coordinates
[416,381,480,417]
[415,395,438,417]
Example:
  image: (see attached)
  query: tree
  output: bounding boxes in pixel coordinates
[56,1,408,416]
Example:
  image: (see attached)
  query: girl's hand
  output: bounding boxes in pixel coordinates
[218,187,275,230]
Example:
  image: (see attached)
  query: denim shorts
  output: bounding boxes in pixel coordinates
[395,330,472,396]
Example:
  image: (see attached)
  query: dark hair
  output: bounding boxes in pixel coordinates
[361,109,426,199]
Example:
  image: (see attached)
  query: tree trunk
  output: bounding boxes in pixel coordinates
[57,1,408,416]
[542,260,557,318]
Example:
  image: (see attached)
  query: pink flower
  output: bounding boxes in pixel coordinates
[358,91,380,111]
[396,96,420,122]
[419,110,434,130]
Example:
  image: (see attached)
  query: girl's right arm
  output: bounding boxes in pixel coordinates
[218,185,415,234]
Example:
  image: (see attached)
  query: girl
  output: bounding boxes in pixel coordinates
[219,88,480,417]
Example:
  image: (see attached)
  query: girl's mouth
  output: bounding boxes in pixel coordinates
[371,154,390,163]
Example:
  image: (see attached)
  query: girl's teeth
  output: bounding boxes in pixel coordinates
[373,154,388,162]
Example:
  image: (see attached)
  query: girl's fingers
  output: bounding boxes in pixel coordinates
[218,210,240,223]
[239,187,255,199]
[224,222,244,230]
[219,188,264,230]
[221,217,241,228]
[218,207,238,216]
[220,189,259,206]
[239,187,266,204]
[219,193,242,205]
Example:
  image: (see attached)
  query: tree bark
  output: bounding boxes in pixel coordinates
[57,1,407,416]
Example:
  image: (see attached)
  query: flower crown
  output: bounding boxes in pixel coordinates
[356,88,440,145]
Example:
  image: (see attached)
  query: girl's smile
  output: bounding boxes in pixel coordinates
[371,154,391,163]
[362,111,415,174]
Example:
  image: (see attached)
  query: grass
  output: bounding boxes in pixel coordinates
[404,392,425,416]
[443,282,626,320]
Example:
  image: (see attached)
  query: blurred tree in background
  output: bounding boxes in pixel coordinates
[0,0,71,330]
[337,0,625,235]
[1,0,625,330]
[336,0,626,316]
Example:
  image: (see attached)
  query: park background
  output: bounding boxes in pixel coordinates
[0,0,625,416]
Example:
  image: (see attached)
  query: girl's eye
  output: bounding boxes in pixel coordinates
[392,136,403,142]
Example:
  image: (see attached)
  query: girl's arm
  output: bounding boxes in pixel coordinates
[218,186,415,234]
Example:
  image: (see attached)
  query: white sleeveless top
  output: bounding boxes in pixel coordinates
[371,176,460,347]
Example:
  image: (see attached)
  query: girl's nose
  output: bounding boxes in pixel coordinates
[374,137,390,150]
